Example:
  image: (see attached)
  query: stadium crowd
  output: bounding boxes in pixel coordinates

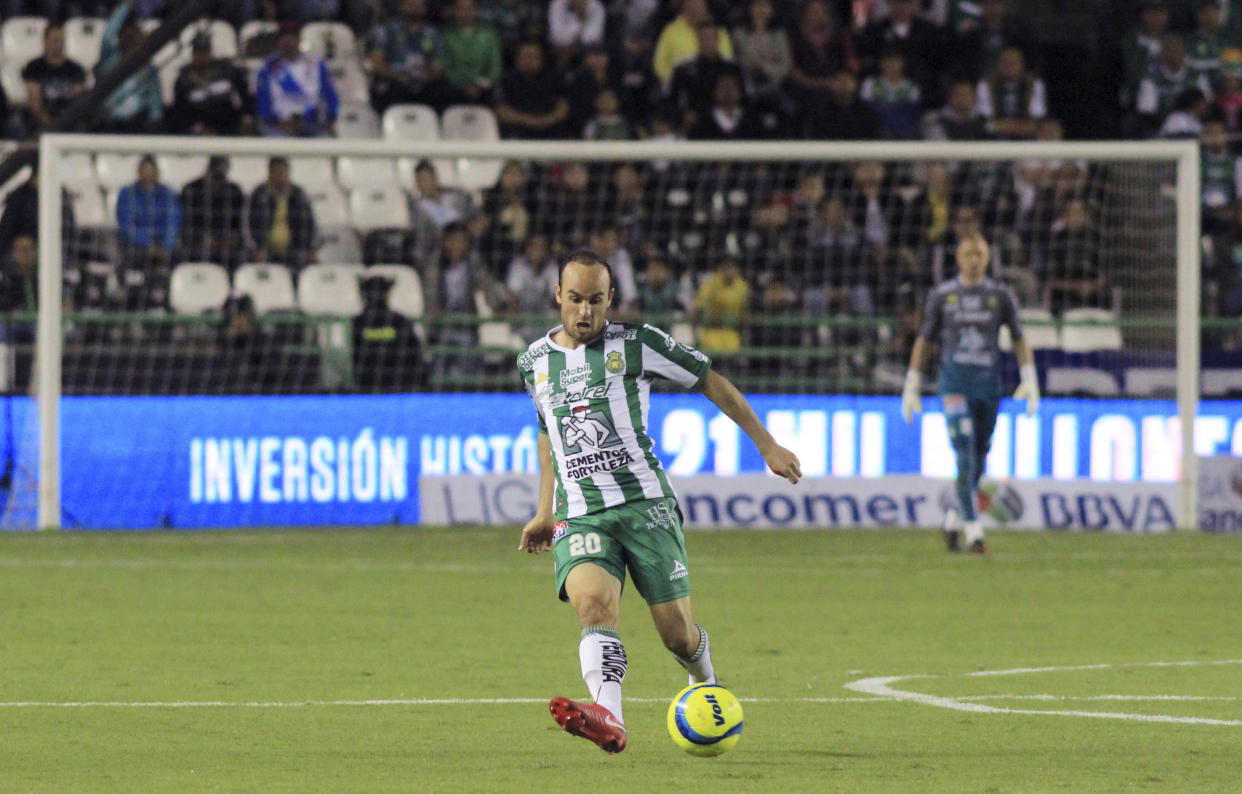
[0,0,1232,390]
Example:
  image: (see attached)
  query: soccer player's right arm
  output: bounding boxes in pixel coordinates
[518,431,557,553]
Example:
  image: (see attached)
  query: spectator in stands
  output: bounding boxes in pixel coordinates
[603,162,651,250]
[216,293,264,394]
[1200,118,1242,233]
[589,224,639,311]
[179,156,246,271]
[494,39,570,139]
[424,221,506,373]
[688,72,762,139]
[548,0,606,69]
[1206,199,1242,333]
[1135,34,1212,134]
[1187,0,1237,78]
[858,0,945,103]
[787,0,859,136]
[748,270,799,367]
[410,159,475,266]
[1213,51,1242,133]
[846,161,894,248]
[476,0,547,54]
[1158,86,1210,137]
[247,156,316,270]
[583,87,633,139]
[614,31,661,134]
[636,254,685,317]
[97,10,163,134]
[538,161,596,248]
[1043,197,1107,315]
[976,44,1046,139]
[951,0,1036,83]
[479,160,533,263]
[442,0,503,105]
[733,0,792,108]
[367,0,450,113]
[861,47,924,139]
[808,68,881,139]
[117,155,180,308]
[1122,1,1172,113]
[504,232,557,339]
[565,45,619,137]
[666,20,746,133]
[923,78,992,139]
[693,255,749,352]
[0,164,74,268]
[171,34,252,136]
[256,21,340,137]
[805,194,873,318]
[352,274,423,391]
[22,23,86,133]
[652,0,734,87]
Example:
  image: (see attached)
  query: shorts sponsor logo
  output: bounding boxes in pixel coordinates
[646,501,675,530]
[552,521,568,542]
[669,559,688,581]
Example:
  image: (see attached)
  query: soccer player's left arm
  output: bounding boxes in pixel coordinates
[699,369,802,484]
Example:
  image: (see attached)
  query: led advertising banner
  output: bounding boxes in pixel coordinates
[2,394,1236,529]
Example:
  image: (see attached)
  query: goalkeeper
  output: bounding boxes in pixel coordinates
[901,233,1038,553]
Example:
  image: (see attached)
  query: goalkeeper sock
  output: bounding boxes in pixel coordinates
[674,623,716,684]
[964,520,984,545]
[580,628,627,724]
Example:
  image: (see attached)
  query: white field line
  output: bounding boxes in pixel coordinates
[962,695,1242,702]
[845,660,1242,727]
[0,696,894,709]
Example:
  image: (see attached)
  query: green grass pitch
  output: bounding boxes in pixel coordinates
[1,527,1240,793]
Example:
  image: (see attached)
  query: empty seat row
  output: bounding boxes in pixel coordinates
[999,307,1123,353]
[171,261,425,331]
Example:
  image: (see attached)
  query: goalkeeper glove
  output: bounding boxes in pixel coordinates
[901,369,922,423]
[1013,363,1039,415]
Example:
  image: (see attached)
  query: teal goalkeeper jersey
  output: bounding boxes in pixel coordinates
[518,323,712,520]
[919,277,1023,398]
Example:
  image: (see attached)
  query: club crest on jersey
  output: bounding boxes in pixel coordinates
[605,351,625,374]
[552,521,568,542]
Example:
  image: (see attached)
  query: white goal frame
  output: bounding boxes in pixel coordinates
[35,134,1201,530]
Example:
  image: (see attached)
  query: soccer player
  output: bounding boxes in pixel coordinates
[901,232,1039,553]
[517,249,802,754]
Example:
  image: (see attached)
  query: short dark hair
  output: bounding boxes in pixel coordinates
[269,155,289,170]
[558,248,615,290]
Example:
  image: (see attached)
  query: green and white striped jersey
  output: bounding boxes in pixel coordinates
[518,322,712,520]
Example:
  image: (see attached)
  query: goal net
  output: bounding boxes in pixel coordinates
[21,134,1199,530]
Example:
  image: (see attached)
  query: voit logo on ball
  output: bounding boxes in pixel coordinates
[938,481,1024,525]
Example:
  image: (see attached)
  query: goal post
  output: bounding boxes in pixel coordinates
[33,134,1201,530]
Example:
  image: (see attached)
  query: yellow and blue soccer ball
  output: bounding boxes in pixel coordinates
[666,683,744,756]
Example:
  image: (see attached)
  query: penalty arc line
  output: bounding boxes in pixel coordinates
[845,659,1242,727]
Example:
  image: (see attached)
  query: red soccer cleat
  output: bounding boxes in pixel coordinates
[549,696,627,754]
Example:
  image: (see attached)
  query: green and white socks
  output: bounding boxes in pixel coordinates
[580,627,627,723]
[673,623,716,685]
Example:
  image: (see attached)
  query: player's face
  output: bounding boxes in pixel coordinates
[956,237,990,284]
[556,262,613,345]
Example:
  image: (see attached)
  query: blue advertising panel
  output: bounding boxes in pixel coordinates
[0,394,1233,529]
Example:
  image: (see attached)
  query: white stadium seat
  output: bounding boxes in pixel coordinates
[1125,368,1177,398]
[59,152,98,192]
[1046,367,1120,397]
[299,21,357,61]
[348,185,409,231]
[305,183,350,228]
[227,154,272,193]
[336,155,399,191]
[237,20,277,56]
[382,103,439,140]
[1203,369,1242,397]
[288,156,337,190]
[366,263,423,323]
[67,185,108,227]
[2,16,47,67]
[170,262,231,314]
[1060,307,1123,352]
[441,105,503,190]
[179,19,238,58]
[316,226,362,264]
[999,307,1059,352]
[298,263,365,316]
[233,263,297,314]
[336,103,379,139]
[0,61,28,106]
[397,155,457,192]
[326,58,369,105]
[95,152,142,191]
[155,154,208,191]
[65,17,105,69]
[0,165,31,202]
